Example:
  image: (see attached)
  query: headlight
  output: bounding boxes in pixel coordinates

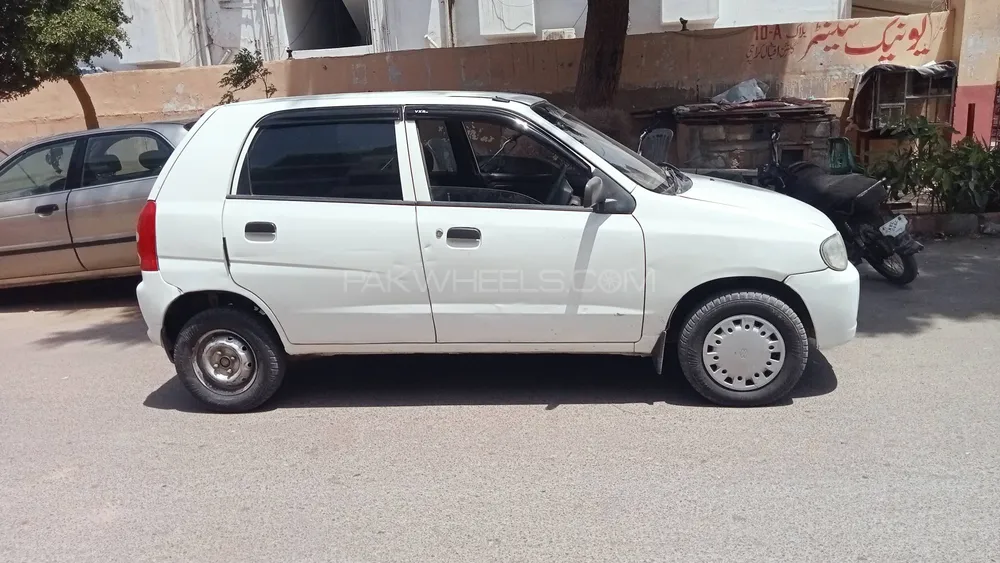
[820,233,849,271]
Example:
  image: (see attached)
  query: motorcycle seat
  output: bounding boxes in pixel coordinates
[787,163,881,214]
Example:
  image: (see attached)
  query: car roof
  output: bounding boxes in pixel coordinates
[218,90,547,110]
[2,120,196,163]
[28,120,194,144]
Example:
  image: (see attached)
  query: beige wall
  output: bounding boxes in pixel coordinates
[0,12,953,153]
[949,0,1000,140]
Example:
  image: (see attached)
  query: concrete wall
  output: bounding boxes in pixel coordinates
[852,0,941,17]
[383,0,436,51]
[94,0,284,70]
[0,12,953,153]
[950,0,999,141]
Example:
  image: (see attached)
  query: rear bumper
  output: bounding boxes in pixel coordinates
[136,271,182,350]
[784,265,860,350]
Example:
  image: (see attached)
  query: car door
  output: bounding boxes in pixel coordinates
[67,130,173,271]
[405,109,646,344]
[0,138,84,283]
[221,106,436,346]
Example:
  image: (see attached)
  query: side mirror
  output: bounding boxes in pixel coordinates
[584,176,607,210]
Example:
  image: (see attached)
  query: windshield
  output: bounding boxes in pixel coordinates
[532,102,690,195]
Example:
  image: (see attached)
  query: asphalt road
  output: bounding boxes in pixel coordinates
[1,238,999,563]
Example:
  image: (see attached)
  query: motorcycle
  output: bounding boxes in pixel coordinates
[756,126,923,286]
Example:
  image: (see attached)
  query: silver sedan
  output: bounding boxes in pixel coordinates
[0,121,191,289]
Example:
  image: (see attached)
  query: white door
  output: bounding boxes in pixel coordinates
[416,206,646,343]
[404,112,646,344]
[222,112,435,346]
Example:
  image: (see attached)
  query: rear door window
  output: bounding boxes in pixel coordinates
[80,132,172,188]
[238,121,403,201]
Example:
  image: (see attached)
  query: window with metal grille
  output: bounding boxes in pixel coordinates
[874,70,956,129]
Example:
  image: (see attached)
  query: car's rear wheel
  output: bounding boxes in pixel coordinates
[676,291,809,407]
[173,308,286,413]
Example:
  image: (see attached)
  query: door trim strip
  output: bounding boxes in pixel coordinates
[0,235,136,258]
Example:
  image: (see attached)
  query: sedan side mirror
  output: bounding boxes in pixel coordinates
[584,176,607,210]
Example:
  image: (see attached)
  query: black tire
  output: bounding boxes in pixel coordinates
[173,307,286,413]
[866,252,918,286]
[676,291,809,407]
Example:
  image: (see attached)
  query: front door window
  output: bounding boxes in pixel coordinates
[413,116,594,207]
[0,141,76,202]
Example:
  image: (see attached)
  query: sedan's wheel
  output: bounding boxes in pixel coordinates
[174,308,286,413]
[677,291,808,407]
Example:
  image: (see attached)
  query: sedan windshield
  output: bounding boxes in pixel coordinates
[532,102,690,195]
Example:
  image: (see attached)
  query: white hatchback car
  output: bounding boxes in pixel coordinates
[136,91,859,412]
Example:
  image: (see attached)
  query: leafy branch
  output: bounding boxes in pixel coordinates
[869,116,1000,214]
[218,48,276,104]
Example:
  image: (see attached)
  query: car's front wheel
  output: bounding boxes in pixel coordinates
[676,291,809,407]
[173,308,287,413]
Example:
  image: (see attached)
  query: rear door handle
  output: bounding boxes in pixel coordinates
[245,222,276,235]
[34,204,59,216]
[244,221,277,242]
[446,227,481,240]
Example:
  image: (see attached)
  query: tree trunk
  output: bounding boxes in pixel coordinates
[574,0,630,110]
[66,74,99,129]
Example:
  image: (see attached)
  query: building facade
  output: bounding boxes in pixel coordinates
[95,0,942,69]
[3,0,995,153]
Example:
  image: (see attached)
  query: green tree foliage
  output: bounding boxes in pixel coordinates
[869,116,1000,214]
[0,1,41,98]
[218,48,277,105]
[1,0,130,128]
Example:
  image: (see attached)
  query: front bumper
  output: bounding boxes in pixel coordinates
[784,265,860,350]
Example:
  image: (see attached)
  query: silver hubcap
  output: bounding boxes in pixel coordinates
[193,330,257,395]
[702,315,785,390]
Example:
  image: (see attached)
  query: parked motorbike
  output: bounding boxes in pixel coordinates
[757,126,923,286]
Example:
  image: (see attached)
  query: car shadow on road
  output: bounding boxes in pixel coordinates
[31,306,146,347]
[143,348,837,413]
[0,277,149,347]
[856,238,1000,335]
[0,276,140,313]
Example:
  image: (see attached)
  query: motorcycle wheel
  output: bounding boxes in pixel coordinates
[857,212,919,286]
[866,249,919,286]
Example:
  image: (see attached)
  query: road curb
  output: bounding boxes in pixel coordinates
[903,211,1000,238]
